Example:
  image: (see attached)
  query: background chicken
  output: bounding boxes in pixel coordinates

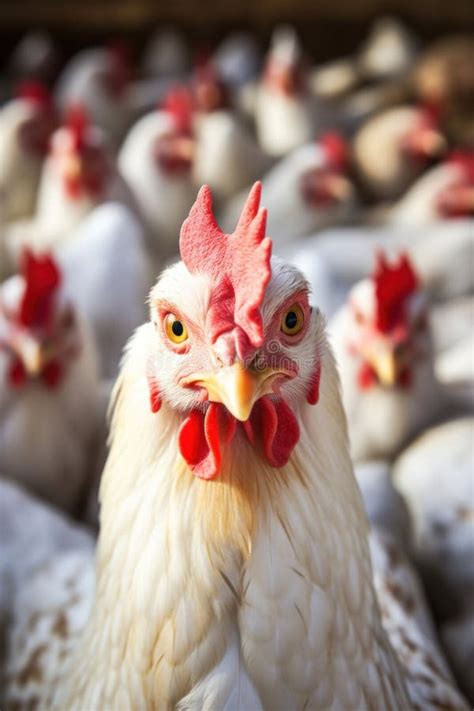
[0,250,101,513]
[330,253,442,462]
[118,88,196,260]
[6,105,135,261]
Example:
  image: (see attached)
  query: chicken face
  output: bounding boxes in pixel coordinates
[50,106,110,199]
[300,133,353,209]
[155,88,196,176]
[0,251,80,390]
[346,253,428,389]
[146,183,322,478]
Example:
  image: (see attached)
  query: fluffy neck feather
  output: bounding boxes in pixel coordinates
[55,322,406,708]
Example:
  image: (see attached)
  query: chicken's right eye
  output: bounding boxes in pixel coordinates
[165,314,188,344]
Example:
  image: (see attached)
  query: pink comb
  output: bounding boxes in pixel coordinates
[16,81,52,109]
[319,132,348,172]
[373,252,419,333]
[18,249,61,328]
[64,104,89,151]
[161,86,194,135]
[180,182,272,358]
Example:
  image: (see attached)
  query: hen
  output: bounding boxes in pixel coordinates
[0,250,100,513]
[6,105,134,261]
[1,185,467,710]
[118,89,196,260]
[330,252,441,462]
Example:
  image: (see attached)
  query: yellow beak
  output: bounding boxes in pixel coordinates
[182,362,288,421]
[371,351,398,387]
[15,335,44,377]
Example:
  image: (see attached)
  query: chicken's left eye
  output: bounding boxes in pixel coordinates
[165,314,188,344]
[281,304,305,336]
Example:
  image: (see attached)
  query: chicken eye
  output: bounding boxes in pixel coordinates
[165,314,188,344]
[281,304,305,336]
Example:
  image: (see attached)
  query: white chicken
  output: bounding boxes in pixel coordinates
[59,202,152,378]
[0,184,468,710]
[353,104,446,200]
[0,250,100,514]
[255,26,314,157]
[55,45,131,145]
[221,132,355,248]
[192,62,271,203]
[0,82,55,225]
[356,16,419,82]
[330,252,441,462]
[118,88,196,260]
[6,105,134,261]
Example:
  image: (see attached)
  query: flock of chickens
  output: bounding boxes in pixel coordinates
[0,16,473,710]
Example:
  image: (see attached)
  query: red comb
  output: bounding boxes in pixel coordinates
[16,81,52,109]
[373,252,419,333]
[64,104,89,151]
[319,132,348,172]
[448,151,474,183]
[180,182,272,357]
[161,86,194,134]
[18,249,61,328]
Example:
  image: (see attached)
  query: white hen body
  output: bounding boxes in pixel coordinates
[59,202,152,378]
[193,110,270,204]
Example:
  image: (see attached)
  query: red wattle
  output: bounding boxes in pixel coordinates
[245,396,300,468]
[42,360,63,389]
[178,403,236,480]
[8,359,27,388]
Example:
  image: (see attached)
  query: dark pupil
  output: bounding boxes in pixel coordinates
[172,320,184,337]
[285,311,298,330]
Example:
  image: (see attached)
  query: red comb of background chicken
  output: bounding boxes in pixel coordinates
[373,252,419,333]
[18,249,61,328]
[319,132,348,172]
[162,86,194,135]
[16,81,52,109]
[64,104,88,151]
[180,182,272,357]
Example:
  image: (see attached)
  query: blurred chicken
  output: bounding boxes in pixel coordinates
[0,82,55,223]
[221,132,355,248]
[1,184,468,710]
[385,152,474,225]
[192,62,271,204]
[255,26,315,157]
[353,104,446,200]
[59,202,152,378]
[55,45,131,145]
[330,253,442,462]
[119,88,196,260]
[6,105,134,260]
[0,250,100,513]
